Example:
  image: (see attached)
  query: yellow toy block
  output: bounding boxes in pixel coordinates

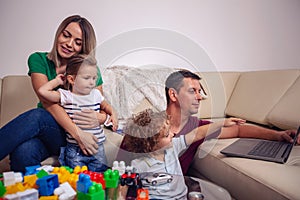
[5,182,26,194]
[39,195,58,200]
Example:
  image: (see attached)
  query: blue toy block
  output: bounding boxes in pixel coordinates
[76,173,92,194]
[36,174,59,196]
[25,165,41,175]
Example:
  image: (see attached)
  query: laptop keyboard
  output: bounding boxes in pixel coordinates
[248,141,284,158]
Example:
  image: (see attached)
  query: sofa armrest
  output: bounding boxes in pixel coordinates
[0,76,38,127]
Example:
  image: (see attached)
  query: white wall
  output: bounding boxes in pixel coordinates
[1,0,300,77]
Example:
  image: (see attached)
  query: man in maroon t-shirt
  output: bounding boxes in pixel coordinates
[117,70,297,175]
[165,70,297,174]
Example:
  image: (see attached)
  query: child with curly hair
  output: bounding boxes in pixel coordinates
[123,109,245,199]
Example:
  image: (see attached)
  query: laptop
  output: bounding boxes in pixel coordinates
[220,126,300,163]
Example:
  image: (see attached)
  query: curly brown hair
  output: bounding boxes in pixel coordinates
[123,109,169,153]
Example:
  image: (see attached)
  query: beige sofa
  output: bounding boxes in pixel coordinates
[1,68,300,200]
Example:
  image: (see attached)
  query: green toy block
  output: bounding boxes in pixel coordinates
[61,166,73,174]
[104,169,119,188]
[36,169,49,178]
[77,182,105,200]
[0,181,6,197]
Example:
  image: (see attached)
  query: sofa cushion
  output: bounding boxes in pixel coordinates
[266,73,300,130]
[0,76,38,127]
[189,138,300,200]
[225,70,299,126]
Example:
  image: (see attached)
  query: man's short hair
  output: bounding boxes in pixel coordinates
[165,70,201,105]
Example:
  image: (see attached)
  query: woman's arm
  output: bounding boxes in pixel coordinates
[31,73,98,155]
[72,85,107,129]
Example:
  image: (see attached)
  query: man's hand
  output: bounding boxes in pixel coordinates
[276,129,299,144]
[72,109,106,129]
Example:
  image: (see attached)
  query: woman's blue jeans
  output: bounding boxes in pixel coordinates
[0,108,66,172]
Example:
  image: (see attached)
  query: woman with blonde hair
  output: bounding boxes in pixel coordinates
[0,15,109,172]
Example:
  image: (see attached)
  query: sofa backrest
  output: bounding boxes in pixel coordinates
[0,76,38,127]
[1,69,299,130]
[196,72,241,119]
[225,69,300,129]
[266,74,300,130]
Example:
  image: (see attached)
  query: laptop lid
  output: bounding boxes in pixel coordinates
[220,126,300,164]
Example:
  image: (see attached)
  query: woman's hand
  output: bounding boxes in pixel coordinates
[72,109,107,129]
[75,127,99,155]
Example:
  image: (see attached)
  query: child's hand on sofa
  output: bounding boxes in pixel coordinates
[223,117,246,127]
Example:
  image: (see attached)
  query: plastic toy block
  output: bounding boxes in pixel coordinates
[3,172,22,187]
[77,183,104,200]
[36,169,49,179]
[39,195,58,200]
[120,165,141,187]
[52,167,71,184]
[18,188,39,200]
[36,174,59,196]
[72,166,81,174]
[67,173,79,190]
[52,167,60,174]
[4,188,38,200]
[54,182,76,200]
[5,182,26,194]
[76,174,92,194]
[112,161,126,175]
[3,192,18,200]
[82,171,105,189]
[25,165,41,175]
[137,188,149,200]
[0,181,6,197]
[60,166,73,174]
[73,165,88,174]
[23,174,38,189]
[37,165,54,173]
[104,169,119,188]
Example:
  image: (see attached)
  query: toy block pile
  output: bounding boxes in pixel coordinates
[0,161,149,200]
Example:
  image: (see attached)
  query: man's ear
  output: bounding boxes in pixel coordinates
[168,88,177,101]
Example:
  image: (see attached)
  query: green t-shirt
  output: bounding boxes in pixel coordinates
[27,52,103,107]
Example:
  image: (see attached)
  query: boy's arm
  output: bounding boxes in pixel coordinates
[38,74,63,103]
[185,118,246,146]
[218,125,297,143]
